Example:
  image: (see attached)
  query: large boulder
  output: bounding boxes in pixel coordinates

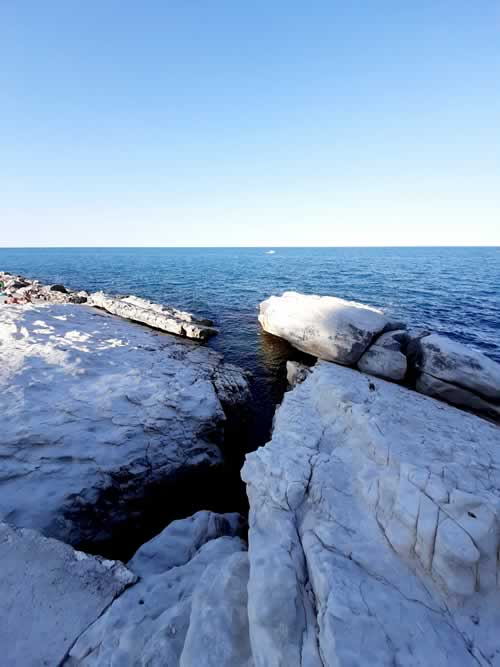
[357,329,408,381]
[89,292,218,340]
[241,361,500,665]
[66,511,251,666]
[0,302,248,552]
[410,334,500,417]
[259,291,389,364]
[0,521,135,667]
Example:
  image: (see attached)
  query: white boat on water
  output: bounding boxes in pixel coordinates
[265,250,276,254]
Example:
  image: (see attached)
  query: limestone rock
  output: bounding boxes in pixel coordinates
[415,333,500,401]
[286,360,312,387]
[0,521,135,667]
[66,511,251,667]
[242,361,500,665]
[417,373,500,422]
[259,291,388,364]
[357,329,408,381]
[89,291,218,340]
[0,302,248,551]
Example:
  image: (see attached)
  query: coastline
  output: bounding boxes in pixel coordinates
[1,268,500,665]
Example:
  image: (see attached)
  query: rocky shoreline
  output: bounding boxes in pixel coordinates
[1,274,500,666]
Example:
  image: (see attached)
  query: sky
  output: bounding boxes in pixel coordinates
[1,1,499,247]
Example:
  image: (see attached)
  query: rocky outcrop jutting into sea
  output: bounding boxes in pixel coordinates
[259,291,500,421]
[0,270,218,339]
[0,299,248,553]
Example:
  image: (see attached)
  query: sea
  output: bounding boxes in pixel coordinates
[1,246,499,451]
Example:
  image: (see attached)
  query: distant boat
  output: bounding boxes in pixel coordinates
[265,250,276,254]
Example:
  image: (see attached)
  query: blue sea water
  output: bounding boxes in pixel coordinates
[1,247,499,446]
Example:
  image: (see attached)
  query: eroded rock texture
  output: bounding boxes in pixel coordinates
[242,362,500,666]
[89,292,218,340]
[0,303,248,552]
[259,291,388,364]
[66,511,251,667]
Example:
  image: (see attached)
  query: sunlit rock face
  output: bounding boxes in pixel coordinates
[259,291,500,422]
[89,292,219,339]
[242,361,500,666]
[259,291,388,365]
[65,511,251,667]
[0,302,248,551]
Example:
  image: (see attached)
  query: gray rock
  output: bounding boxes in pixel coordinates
[417,372,500,421]
[357,329,408,381]
[0,302,248,550]
[259,291,389,364]
[90,291,218,340]
[0,521,135,667]
[415,334,500,402]
[50,283,69,293]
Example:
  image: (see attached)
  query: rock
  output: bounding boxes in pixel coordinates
[0,302,248,551]
[0,521,135,667]
[65,511,251,666]
[286,360,312,386]
[259,291,389,364]
[90,291,218,340]
[50,283,69,293]
[417,373,500,421]
[415,334,500,401]
[241,361,500,665]
[357,329,408,381]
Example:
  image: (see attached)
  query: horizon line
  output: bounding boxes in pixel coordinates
[0,245,499,250]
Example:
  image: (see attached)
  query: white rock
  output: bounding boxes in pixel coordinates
[66,511,251,666]
[90,291,218,339]
[357,343,407,381]
[0,303,248,549]
[286,360,312,387]
[416,334,500,401]
[0,521,135,667]
[259,291,388,364]
[242,362,500,665]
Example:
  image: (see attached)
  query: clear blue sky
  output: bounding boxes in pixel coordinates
[1,1,499,246]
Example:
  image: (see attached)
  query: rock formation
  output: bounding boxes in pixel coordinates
[259,291,389,364]
[259,292,500,421]
[0,301,248,552]
[89,292,218,340]
[242,362,500,665]
[65,511,250,666]
[0,271,217,340]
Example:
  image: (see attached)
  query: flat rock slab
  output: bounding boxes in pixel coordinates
[242,362,500,666]
[89,292,218,340]
[0,303,246,550]
[259,291,388,364]
[0,521,135,667]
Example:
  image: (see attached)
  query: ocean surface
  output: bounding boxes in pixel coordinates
[1,246,499,450]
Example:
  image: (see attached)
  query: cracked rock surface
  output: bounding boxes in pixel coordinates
[65,511,251,666]
[0,302,248,550]
[242,361,500,666]
[89,291,219,340]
